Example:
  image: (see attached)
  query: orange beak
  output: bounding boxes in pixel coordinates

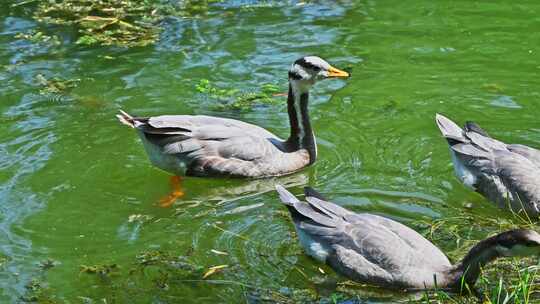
[327,66,350,78]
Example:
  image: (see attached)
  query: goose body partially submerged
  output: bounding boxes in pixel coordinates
[117,56,349,178]
[276,185,540,290]
[435,114,540,218]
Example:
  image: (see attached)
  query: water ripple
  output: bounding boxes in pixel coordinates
[0,93,56,300]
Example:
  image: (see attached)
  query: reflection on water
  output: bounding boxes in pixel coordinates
[186,173,309,205]
[0,0,539,302]
[117,173,309,244]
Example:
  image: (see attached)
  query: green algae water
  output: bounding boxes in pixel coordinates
[1,1,540,302]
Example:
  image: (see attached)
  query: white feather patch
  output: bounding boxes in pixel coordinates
[450,150,477,189]
[296,229,330,262]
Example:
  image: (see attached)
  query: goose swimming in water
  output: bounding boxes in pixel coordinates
[117,56,348,206]
[276,185,540,290]
[435,114,540,218]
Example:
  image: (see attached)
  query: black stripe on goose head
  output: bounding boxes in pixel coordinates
[289,57,320,81]
[295,57,322,72]
[294,56,330,72]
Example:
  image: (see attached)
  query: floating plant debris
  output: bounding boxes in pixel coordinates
[79,263,119,275]
[36,74,82,95]
[29,0,222,47]
[15,30,61,45]
[21,278,59,303]
[202,264,228,279]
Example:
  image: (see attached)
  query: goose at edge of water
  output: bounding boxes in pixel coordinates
[435,113,540,218]
[276,185,540,290]
[116,56,349,206]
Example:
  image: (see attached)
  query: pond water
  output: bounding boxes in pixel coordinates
[1,0,540,302]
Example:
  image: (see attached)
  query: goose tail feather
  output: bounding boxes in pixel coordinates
[435,113,467,144]
[275,184,300,206]
[117,110,135,128]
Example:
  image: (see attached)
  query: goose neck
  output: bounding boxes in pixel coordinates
[286,81,317,163]
[448,237,503,289]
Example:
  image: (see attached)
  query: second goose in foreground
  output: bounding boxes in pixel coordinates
[276,185,540,290]
[436,114,540,218]
[117,56,349,179]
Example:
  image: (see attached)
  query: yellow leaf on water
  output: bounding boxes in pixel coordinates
[81,16,116,22]
[210,249,228,256]
[202,264,228,279]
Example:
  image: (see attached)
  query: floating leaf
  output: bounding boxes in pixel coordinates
[210,249,228,256]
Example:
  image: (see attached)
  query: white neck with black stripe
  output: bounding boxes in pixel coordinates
[287,79,317,164]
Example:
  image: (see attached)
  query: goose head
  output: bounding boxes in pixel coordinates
[288,56,349,93]
[493,229,540,257]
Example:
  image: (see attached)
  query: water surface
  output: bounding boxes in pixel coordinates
[1,1,540,302]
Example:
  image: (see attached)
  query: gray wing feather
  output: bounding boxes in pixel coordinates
[465,131,507,151]
[148,115,276,138]
[451,142,490,159]
[492,151,540,210]
[148,115,225,129]
[508,144,540,168]
[332,245,395,285]
[292,201,338,228]
[450,143,494,173]
[305,196,353,219]
[299,222,342,238]
[162,138,204,154]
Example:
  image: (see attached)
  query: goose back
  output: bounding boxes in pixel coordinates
[126,114,311,177]
[277,186,453,289]
[436,114,540,217]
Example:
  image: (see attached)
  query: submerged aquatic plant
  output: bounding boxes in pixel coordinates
[196,79,283,111]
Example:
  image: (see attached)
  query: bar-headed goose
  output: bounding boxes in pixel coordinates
[117,56,349,204]
[117,56,348,206]
[118,56,349,177]
[276,185,540,290]
[435,114,540,218]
